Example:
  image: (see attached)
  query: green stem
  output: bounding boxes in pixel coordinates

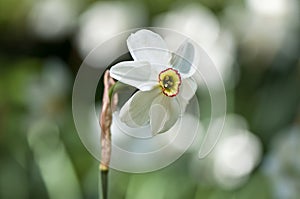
[101,169,109,199]
[98,170,102,199]
[108,82,127,99]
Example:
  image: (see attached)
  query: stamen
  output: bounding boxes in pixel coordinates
[158,68,181,97]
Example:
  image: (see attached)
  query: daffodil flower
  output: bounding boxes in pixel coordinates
[110,29,197,135]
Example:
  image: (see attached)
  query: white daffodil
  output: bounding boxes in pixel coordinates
[110,29,197,135]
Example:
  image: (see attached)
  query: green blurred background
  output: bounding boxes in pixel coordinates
[0,0,299,198]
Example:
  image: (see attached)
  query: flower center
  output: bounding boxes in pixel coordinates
[159,68,181,97]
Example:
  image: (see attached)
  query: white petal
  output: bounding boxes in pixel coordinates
[177,77,197,112]
[171,40,196,78]
[119,88,160,127]
[180,77,197,101]
[127,29,171,65]
[110,61,157,91]
[149,95,181,135]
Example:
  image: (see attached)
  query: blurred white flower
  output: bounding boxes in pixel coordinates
[153,4,236,88]
[75,1,146,67]
[27,58,71,117]
[190,114,262,190]
[262,125,300,199]
[246,0,296,17]
[225,0,299,64]
[110,30,197,135]
[28,0,78,40]
[213,130,262,189]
